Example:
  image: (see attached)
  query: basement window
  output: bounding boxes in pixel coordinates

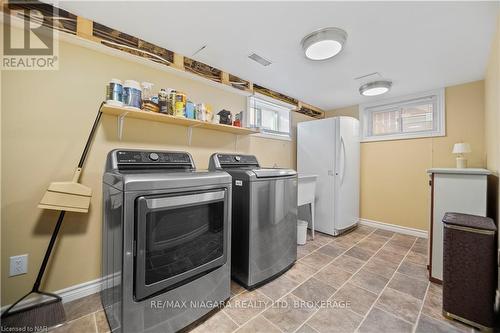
[360,89,445,142]
[246,95,293,140]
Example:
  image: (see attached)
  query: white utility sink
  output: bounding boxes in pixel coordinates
[298,174,317,239]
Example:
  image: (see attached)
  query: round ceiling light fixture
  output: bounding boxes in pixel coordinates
[359,80,393,96]
[301,27,347,61]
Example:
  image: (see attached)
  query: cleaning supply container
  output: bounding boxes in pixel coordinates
[123,80,142,109]
[174,91,186,117]
[297,220,308,245]
[185,101,195,119]
[105,79,123,106]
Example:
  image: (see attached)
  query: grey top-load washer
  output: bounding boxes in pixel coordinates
[102,149,232,333]
[209,153,297,289]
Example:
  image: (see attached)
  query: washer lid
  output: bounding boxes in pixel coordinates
[252,168,297,178]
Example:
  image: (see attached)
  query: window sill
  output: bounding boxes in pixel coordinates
[361,131,445,142]
[251,132,292,142]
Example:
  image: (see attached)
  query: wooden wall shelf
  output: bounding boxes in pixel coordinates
[100,104,259,140]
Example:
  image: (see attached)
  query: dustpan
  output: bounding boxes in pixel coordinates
[38,101,103,214]
[1,103,103,321]
[38,167,92,213]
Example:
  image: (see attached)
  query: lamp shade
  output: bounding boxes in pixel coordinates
[452,143,471,154]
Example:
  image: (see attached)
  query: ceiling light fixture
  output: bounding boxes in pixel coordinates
[359,80,392,96]
[301,27,347,61]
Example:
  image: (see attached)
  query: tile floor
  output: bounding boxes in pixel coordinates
[49,226,478,333]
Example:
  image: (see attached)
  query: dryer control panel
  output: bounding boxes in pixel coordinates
[111,150,195,170]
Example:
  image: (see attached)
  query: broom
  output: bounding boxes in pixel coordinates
[1,103,104,320]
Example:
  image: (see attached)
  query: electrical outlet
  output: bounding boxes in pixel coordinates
[9,254,28,276]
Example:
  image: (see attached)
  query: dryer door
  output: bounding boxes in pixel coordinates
[134,189,228,301]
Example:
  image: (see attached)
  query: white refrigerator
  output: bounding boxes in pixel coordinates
[297,117,360,236]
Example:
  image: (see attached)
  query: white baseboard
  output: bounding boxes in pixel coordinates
[1,275,111,313]
[359,218,428,239]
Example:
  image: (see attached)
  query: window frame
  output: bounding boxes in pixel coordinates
[246,93,294,141]
[359,88,445,142]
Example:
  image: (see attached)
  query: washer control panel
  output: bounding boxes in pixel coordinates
[214,154,259,167]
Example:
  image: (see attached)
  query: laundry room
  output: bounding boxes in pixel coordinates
[1,1,500,333]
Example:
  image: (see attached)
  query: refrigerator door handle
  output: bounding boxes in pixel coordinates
[340,136,346,186]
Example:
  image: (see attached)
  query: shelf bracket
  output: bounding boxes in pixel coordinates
[187,124,202,146]
[117,112,129,140]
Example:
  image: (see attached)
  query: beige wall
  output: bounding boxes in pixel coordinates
[325,105,358,119]
[326,80,486,231]
[0,30,313,305]
[485,12,500,227]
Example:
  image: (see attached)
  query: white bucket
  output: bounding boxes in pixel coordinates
[297,220,308,245]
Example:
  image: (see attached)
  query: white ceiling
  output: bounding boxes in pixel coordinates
[57,1,499,110]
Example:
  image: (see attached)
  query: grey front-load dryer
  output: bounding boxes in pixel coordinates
[102,149,232,333]
[209,153,297,289]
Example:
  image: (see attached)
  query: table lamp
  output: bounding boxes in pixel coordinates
[452,143,471,168]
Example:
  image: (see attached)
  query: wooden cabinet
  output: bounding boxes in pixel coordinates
[428,168,490,283]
